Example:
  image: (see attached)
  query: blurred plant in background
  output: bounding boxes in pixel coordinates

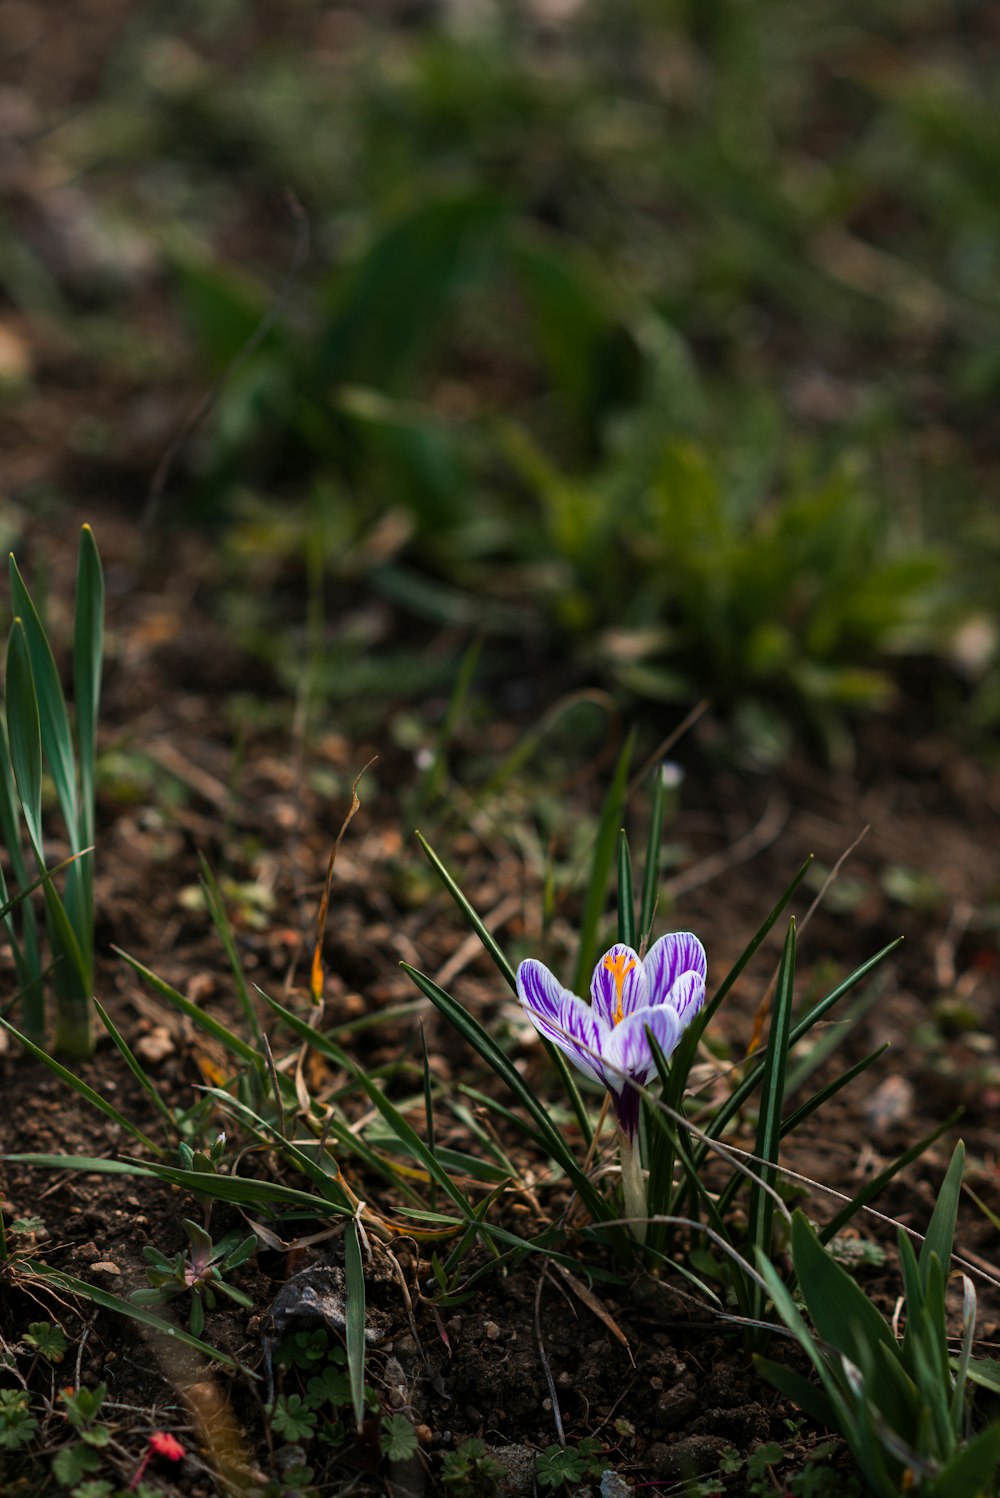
[0,528,103,1058]
[3,0,998,755]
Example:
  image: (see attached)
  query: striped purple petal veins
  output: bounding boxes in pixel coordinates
[515,931,707,1138]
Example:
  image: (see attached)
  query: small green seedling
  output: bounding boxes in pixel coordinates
[132,1219,256,1336]
[440,1437,504,1495]
[758,1142,1000,1497]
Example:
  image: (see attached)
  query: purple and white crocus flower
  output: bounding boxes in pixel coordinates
[516,933,707,1239]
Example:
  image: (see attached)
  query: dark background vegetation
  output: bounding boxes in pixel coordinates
[3,2,1000,1495]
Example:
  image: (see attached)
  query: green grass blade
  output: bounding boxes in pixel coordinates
[421,1024,437,1211]
[6,618,44,852]
[13,1150,351,1222]
[414,830,516,990]
[572,727,635,994]
[0,1018,161,1152]
[92,998,176,1141]
[114,947,258,1063]
[413,831,593,1150]
[8,558,79,841]
[197,854,263,1044]
[918,1140,964,1289]
[929,1425,1000,1498]
[196,1087,358,1209]
[819,1111,962,1244]
[344,1218,367,1431]
[638,762,666,948]
[747,918,796,1320]
[122,1157,354,1215]
[617,829,635,949]
[20,1259,247,1373]
[395,964,613,1228]
[753,1354,839,1429]
[0,718,41,971]
[696,936,904,1165]
[670,855,814,1095]
[73,525,103,853]
[779,1046,890,1138]
[791,1210,898,1369]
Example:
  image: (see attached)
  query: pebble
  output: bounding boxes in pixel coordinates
[487,1442,536,1496]
[648,1435,729,1478]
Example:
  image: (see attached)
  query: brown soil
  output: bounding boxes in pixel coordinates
[0,502,998,1498]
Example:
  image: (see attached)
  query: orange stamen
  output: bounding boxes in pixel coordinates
[603,951,636,1025]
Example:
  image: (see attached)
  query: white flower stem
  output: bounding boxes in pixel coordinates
[617,1126,647,1243]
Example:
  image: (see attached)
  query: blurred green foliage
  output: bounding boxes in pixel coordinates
[7,0,1000,752]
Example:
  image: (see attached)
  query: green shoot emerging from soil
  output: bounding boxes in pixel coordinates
[0,525,103,1057]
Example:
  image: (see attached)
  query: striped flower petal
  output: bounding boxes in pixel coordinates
[603,1003,683,1090]
[516,959,608,1087]
[643,932,707,1009]
[590,943,647,1029]
[662,969,706,1029]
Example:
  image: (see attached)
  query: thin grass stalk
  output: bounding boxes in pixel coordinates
[747,918,796,1325]
[616,829,636,949]
[414,830,592,1147]
[638,761,665,950]
[572,728,635,995]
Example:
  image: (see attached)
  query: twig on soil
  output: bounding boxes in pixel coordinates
[628,698,711,796]
[662,794,790,901]
[534,1269,565,1447]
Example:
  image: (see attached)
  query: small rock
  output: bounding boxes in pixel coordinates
[648,1435,728,1479]
[601,1472,632,1497]
[135,1026,175,1064]
[487,1443,536,1497]
[864,1075,914,1137]
[655,1383,697,1429]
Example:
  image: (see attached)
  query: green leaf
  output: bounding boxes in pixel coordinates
[919,1141,965,1289]
[414,831,516,990]
[790,1211,901,1384]
[93,999,174,1143]
[52,1441,100,1487]
[344,1219,367,1433]
[616,829,635,949]
[572,728,635,995]
[73,524,103,901]
[638,761,666,948]
[380,1412,419,1463]
[20,1259,246,1372]
[780,1046,890,1139]
[696,935,904,1170]
[819,1111,961,1244]
[5,618,43,852]
[747,918,796,1319]
[113,947,257,1062]
[9,557,79,842]
[270,1393,317,1442]
[927,1424,1000,1498]
[675,856,814,1110]
[197,855,263,1045]
[394,965,616,1233]
[319,194,506,393]
[753,1354,838,1428]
